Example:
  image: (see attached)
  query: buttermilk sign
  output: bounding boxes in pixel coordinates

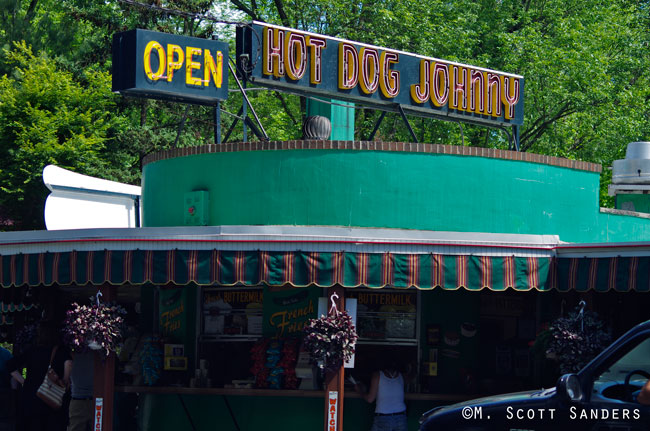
[237,22,524,126]
[112,29,228,105]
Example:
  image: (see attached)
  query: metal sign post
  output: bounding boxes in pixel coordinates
[214,102,221,145]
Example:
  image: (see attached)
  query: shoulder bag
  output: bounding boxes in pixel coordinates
[36,346,66,409]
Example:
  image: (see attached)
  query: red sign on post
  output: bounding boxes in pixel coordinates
[94,397,104,431]
[328,391,339,431]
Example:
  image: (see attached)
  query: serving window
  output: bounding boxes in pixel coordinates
[200,287,264,341]
[346,289,418,345]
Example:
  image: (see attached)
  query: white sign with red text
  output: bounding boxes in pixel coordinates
[328,391,338,431]
[94,397,103,431]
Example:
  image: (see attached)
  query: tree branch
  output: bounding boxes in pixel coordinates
[520,104,576,151]
[273,0,290,27]
[273,91,298,126]
[568,136,592,153]
[24,0,39,24]
[230,0,258,20]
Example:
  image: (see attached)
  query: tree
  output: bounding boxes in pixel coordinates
[0,43,124,229]
[1,0,648,230]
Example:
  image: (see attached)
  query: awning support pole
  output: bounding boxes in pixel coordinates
[93,284,116,431]
[323,286,345,431]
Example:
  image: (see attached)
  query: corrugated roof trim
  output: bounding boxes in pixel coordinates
[0,226,559,258]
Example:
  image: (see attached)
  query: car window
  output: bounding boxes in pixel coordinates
[596,337,650,384]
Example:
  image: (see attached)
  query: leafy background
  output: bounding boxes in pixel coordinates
[0,0,648,229]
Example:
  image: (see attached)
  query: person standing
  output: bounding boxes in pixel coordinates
[68,351,94,431]
[355,356,408,431]
[8,323,72,431]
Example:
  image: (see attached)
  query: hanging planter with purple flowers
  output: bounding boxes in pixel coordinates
[63,293,126,357]
[303,309,358,374]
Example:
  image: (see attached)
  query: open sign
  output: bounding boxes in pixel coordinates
[112,29,229,105]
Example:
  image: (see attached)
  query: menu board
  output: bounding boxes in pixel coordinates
[202,288,264,337]
[262,285,319,338]
[346,290,417,342]
[159,287,187,342]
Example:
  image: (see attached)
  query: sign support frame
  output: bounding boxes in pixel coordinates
[397,105,418,143]
[368,111,388,141]
[214,102,221,145]
[229,60,269,142]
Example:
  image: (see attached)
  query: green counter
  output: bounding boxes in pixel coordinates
[124,389,456,431]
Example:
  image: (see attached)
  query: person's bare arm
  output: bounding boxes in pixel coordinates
[62,359,73,387]
[637,379,650,405]
[356,372,380,403]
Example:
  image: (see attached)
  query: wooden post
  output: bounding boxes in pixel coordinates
[324,285,345,431]
[93,284,116,431]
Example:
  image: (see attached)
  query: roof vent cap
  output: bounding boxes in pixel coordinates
[624,141,650,160]
[612,142,650,184]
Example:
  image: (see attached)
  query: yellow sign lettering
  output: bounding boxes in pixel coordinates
[143,41,165,81]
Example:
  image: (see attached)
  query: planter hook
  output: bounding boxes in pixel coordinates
[96,291,103,306]
[329,292,339,315]
[578,300,586,332]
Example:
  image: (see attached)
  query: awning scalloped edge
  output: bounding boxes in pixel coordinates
[0,250,557,291]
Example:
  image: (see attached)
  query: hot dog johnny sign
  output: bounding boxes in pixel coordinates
[112,29,229,105]
[237,22,523,126]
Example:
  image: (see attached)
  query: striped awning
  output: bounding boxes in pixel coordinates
[0,293,34,326]
[0,249,550,291]
[552,256,650,292]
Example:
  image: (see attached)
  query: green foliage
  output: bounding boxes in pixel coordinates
[0,42,120,229]
[0,0,648,230]
[0,0,90,75]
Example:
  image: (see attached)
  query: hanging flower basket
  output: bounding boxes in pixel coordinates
[546,304,611,374]
[63,294,126,357]
[303,310,358,374]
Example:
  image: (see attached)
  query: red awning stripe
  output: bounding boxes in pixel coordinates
[0,250,560,291]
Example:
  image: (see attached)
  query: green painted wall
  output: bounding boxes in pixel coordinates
[616,194,650,214]
[142,149,650,243]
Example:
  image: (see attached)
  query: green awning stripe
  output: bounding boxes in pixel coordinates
[0,250,556,290]
[0,302,34,313]
[554,256,650,292]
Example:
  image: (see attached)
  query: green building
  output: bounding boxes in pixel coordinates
[3,139,650,430]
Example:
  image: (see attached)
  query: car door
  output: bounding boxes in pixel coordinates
[583,336,650,431]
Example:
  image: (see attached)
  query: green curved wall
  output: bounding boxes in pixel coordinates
[142,148,650,243]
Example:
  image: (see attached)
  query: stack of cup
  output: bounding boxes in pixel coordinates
[192,359,210,387]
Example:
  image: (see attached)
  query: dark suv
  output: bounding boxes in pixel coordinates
[419,320,650,431]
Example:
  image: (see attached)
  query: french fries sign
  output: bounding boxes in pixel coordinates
[237,22,524,126]
[112,29,229,105]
